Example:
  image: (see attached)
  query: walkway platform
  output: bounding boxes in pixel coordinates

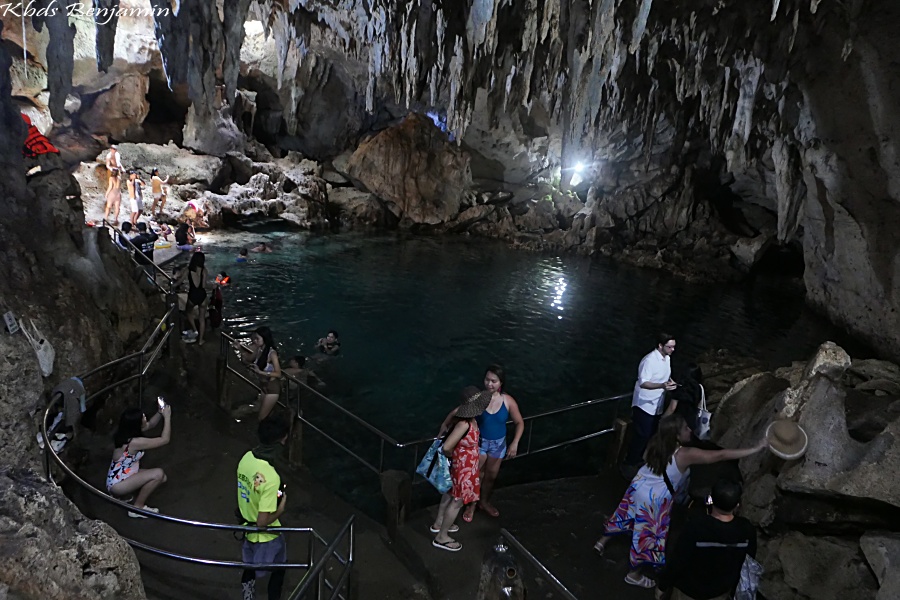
[64,340,655,599]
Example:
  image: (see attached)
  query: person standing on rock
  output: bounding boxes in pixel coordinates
[656,479,757,600]
[622,333,678,479]
[150,169,169,217]
[103,145,123,225]
[126,171,145,227]
[594,415,766,589]
[237,415,290,600]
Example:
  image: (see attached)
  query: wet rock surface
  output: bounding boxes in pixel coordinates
[710,342,900,599]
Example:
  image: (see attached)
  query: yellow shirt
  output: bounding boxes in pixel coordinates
[237,451,281,543]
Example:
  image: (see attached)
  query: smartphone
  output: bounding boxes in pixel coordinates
[157,396,166,410]
[277,483,287,498]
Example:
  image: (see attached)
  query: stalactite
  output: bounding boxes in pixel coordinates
[31,0,74,123]
[93,0,119,73]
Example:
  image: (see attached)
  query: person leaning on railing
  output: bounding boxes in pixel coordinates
[232,326,282,420]
[106,403,172,518]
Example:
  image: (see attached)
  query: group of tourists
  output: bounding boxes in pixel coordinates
[101,295,768,600]
[102,144,205,228]
[598,333,765,598]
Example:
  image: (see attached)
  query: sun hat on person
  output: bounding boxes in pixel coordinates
[455,387,492,419]
[766,420,809,460]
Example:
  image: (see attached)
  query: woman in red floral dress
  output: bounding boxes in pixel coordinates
[431,387,491,552]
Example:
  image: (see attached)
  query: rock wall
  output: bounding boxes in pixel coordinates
[711,342,900,599]
[0,23,146,599]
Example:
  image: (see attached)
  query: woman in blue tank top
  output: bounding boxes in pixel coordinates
[438,364,525,522]
[467,365,524,521]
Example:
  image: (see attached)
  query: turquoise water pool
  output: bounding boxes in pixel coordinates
[201,229,854,442]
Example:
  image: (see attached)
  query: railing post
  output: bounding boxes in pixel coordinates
[476,538,526,599]
[216,335,229,410]
[606,417,628,469]
[289,409,304,468]
[138,352,144,410]
[379,470,411,540]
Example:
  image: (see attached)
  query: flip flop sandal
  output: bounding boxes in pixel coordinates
[430,524,460,534]
[624,574,656,589]
[432,538,462,552]
[462,510,474,523]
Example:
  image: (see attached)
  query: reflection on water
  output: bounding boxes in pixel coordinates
[202,230,860,444]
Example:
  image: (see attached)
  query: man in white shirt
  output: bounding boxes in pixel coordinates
[622,333,677,475]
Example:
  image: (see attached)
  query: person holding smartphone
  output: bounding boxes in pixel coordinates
[237,415,290,599]
[106,400,172,518]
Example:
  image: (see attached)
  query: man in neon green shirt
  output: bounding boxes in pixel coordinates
[237,415,289,600]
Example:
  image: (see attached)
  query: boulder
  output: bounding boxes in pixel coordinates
[730,234,774,270]
[0,469,145,599]
[761,533,878,600]
[860,532,900,600]
[80,73,150,139]
[345,114,471,225]
[513,198,557,232]
[327,187,385,226]
[182,104,245,157]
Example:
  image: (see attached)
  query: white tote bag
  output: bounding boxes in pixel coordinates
[696,384,712,440]
[21,318,55,377]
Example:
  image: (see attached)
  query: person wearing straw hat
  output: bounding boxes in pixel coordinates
[431,387,492,552]
[766,420,809,460]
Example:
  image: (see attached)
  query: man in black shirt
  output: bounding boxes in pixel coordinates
[130,222,158,266]
[657,479,757,600]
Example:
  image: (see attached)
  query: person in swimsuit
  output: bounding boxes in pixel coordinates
[106,404,172,518]
[150,168,169,217]
[440,365,525,523]
[174,223,196,251]
[180,251,209,346]
[103,145,123,225]
[233,326,282,420]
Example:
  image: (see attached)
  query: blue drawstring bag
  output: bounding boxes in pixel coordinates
[416,439,452,494]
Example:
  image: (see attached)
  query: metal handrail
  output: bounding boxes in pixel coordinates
[42,335,354,595]
[500,528,578,600]
[220,332,631,478]
[105,220,176,285]
[288,515,355,600]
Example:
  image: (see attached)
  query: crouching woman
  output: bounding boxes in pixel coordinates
[106,404,172,518]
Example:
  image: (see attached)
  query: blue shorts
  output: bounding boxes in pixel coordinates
[242,535,287,578]
[479,436,507,459]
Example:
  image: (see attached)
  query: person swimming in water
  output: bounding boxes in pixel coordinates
[250,242,273,253]
[236,248,249,263]
[316,330,340,355]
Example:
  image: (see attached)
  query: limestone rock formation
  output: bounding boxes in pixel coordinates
[0,468,145,599]
[710,342,900,598]
[346,114,472,226]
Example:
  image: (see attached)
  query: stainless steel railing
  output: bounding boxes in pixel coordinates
[41,275,354,599]
[499,528,579,600]
[220,331,631,479]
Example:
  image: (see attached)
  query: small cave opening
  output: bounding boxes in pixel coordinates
[752,240,806,278]
[141,70,189,145]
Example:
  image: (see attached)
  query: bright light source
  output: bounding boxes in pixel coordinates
[574,162,585,173]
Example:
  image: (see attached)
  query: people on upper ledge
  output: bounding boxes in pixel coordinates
[150,169,169,218]
[250,242,273,253]
[103,144,123,225]
[316,330,341,355]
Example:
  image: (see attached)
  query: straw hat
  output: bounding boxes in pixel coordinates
[766,420,809,460]
[455,388,492,419]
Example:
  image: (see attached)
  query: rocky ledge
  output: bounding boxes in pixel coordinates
[705,342,900,600]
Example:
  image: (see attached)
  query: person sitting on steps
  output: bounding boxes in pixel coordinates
[106,404,172,518]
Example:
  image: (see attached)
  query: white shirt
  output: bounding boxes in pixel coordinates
[632,348,671,415]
